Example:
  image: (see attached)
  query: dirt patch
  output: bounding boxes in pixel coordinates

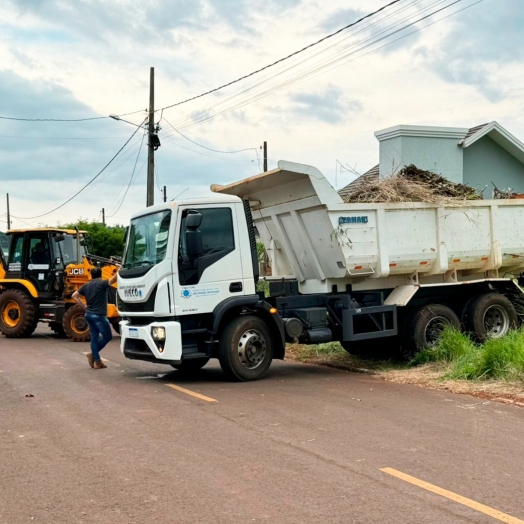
[285,344,524,406]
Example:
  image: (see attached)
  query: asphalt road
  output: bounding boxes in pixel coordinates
[1,327,523,524]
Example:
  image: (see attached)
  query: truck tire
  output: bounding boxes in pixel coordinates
[171,357,210,373]
[0,289,39,338]
[49,322,66,338]
[403,304,460,359]
[462,293,517,342]
[218,316,273,381]
[63,305,90,342]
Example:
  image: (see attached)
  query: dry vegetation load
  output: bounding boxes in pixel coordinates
[343,164,482,204]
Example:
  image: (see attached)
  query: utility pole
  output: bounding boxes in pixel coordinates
[102,208,105,226]
[263,141,268,172]
[6,193,10,230]
[163,186,167,203]
[147,67,155,207]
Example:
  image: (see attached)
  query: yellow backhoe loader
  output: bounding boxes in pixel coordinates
[0,228,120,341]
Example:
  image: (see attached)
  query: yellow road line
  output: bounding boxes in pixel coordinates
[381,467,524,524]
[165,384,218,403]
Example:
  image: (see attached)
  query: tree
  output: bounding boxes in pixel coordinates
[59,220,125,259]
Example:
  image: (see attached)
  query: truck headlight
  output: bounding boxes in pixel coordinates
[151,326,166,340]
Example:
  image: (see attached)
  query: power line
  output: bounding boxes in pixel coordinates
[0,115,107,122]
[14,118,147,220]
[0,135,129,140]
[160,135,259,164]
[161,117,258,155]
[164,0,476,132]
[0,108,146,124]
[107,130,147,218]
[165,0,421,131]
[157,0,404,113]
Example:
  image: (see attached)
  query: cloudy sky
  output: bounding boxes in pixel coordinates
[1,0,522,228]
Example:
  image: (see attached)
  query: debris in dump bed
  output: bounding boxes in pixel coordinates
[492,182,524,200]
[342,164,482,204]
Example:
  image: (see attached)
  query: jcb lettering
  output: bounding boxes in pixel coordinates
[69,268,84,275]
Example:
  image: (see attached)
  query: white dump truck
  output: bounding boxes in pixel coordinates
[117,161,524,381]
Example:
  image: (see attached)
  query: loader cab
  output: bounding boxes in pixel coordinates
[4,229,87,299]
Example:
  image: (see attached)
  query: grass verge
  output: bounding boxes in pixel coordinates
[286,330,524,406]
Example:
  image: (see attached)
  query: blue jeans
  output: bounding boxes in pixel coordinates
[85,312,113,362]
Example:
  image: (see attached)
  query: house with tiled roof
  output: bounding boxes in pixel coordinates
[340,122,524,198]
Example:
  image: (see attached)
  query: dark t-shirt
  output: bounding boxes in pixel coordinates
[78,279,110,316]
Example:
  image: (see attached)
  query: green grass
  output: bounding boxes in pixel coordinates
[411,326,524,382]
[292,342,347,359]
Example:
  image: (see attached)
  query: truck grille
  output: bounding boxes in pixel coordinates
[117,286,157,313]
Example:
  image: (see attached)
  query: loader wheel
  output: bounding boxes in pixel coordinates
[0,289,39,338]
[219,316,273,381]
[171,357,210,373]
[63,305,90,342]
[462,293,517,342]
[402,304,460,360]
[49,322,67,338]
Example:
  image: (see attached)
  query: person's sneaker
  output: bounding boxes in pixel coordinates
[94,360,107,369]
[86,353,94,369]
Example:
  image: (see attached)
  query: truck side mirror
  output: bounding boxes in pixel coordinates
[185,211,203,258]
[186,212,202,229]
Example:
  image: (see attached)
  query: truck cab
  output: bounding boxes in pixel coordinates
[117,197,285,381]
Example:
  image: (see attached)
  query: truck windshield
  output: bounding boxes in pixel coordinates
[123,210,171,269]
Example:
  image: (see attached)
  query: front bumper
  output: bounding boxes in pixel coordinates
[120,320,182,364]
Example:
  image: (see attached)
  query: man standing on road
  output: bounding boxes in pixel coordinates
[72,266,119,369]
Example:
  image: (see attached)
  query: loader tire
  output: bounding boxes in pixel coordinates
[402,304,460,360]
[219,316,273,381]
[0,289,39,338]
[462,293,517,342]
[63,305,90,342]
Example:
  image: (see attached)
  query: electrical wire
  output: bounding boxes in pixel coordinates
[0,135,129,140]
[161,116,258,156]
[164,0,422,131]
[160,135,259,164]
[157,0,448,131]
[163,0,476,132]
[14,118,147,219]
[157,0,404,113]
[0,108,146,124]
[0,115,107,122]
[106,130,147,218]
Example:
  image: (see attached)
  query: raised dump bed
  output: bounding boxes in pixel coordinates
[213,160,524,294]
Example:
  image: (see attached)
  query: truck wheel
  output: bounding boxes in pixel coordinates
[462,293,517,342]
[0,289,39,338]
[219,316,273,381]
[171,358,210,373]
[63,305,90,342]
[403,304,460,359]
[49,322,66,338]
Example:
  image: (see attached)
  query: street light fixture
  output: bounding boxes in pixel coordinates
[109,114,146,129]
